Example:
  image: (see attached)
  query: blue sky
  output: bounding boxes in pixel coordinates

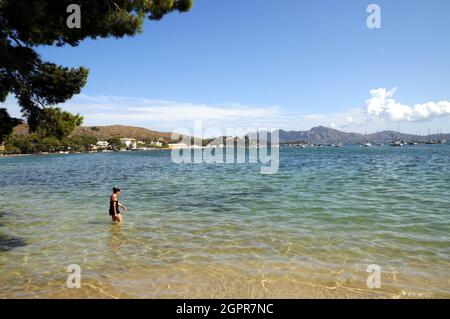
[6,0,450,134]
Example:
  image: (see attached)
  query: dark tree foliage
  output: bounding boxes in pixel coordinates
[64,135,98,152]
[107,136,122,150]
[35,107,84,139]
[0,107,21,142]
[3,133,99,154]
[0,0,193,143]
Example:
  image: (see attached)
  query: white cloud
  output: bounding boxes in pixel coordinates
[60,94,286,131]
[3,90,449,134]
[366,87,450,121]
[299,109,365,131]
[341,116,354,128]
[72,96,279,121]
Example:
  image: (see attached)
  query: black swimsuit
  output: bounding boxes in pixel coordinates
[109,195,120,216]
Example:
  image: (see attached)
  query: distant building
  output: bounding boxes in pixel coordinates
[168,142,189,149]
[120,138,137,149]
[97,141,109,148]
[150,141,163,147]
[90,144,99,151]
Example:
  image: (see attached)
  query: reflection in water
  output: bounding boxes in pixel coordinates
[108,223,127,254]
[0,211,27,252]
[0,233,26,252]
[0,210,8,226]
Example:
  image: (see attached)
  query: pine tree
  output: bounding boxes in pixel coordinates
[0,0,193,143]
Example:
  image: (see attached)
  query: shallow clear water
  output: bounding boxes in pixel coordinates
[0,146,449,298]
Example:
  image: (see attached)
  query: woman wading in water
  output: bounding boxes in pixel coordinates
[109,187,127,223]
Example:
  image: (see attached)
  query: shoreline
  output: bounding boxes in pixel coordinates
[1,142,448,158]
[0,259,446,299]
[0,148,168,158]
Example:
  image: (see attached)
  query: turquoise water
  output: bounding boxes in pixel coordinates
[0,146,449,298]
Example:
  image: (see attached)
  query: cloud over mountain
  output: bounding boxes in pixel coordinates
[366,87,450,122]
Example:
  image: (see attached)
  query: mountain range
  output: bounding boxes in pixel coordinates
[12,124,449,145]
[266,126,449,144]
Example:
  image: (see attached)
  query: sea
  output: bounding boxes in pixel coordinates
[0,145,449,298]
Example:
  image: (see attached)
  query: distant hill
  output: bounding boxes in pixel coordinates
[258,126,449,144]
[12,124,175,141]
[277,126,363,144]
[12,124,449,145]
[73,125,173,141]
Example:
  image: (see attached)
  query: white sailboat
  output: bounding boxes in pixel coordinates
[362,131,372,147]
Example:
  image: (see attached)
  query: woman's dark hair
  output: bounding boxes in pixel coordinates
[112,187,121,194]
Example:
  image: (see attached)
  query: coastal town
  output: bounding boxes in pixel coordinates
[0,123,186,156]
[1,124,448,156]
[0,136,176,156]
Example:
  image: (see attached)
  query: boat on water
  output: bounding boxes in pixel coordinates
[428,139,447,144]
[390,140,403,147]
[436,129,447,144]
[390,129,405,146]
[362,131,372,147]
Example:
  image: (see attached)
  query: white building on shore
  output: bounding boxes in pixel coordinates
[97,141,109,148]
[120,138,137,149]
[168,142,189,149]
[150,141,163,148]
